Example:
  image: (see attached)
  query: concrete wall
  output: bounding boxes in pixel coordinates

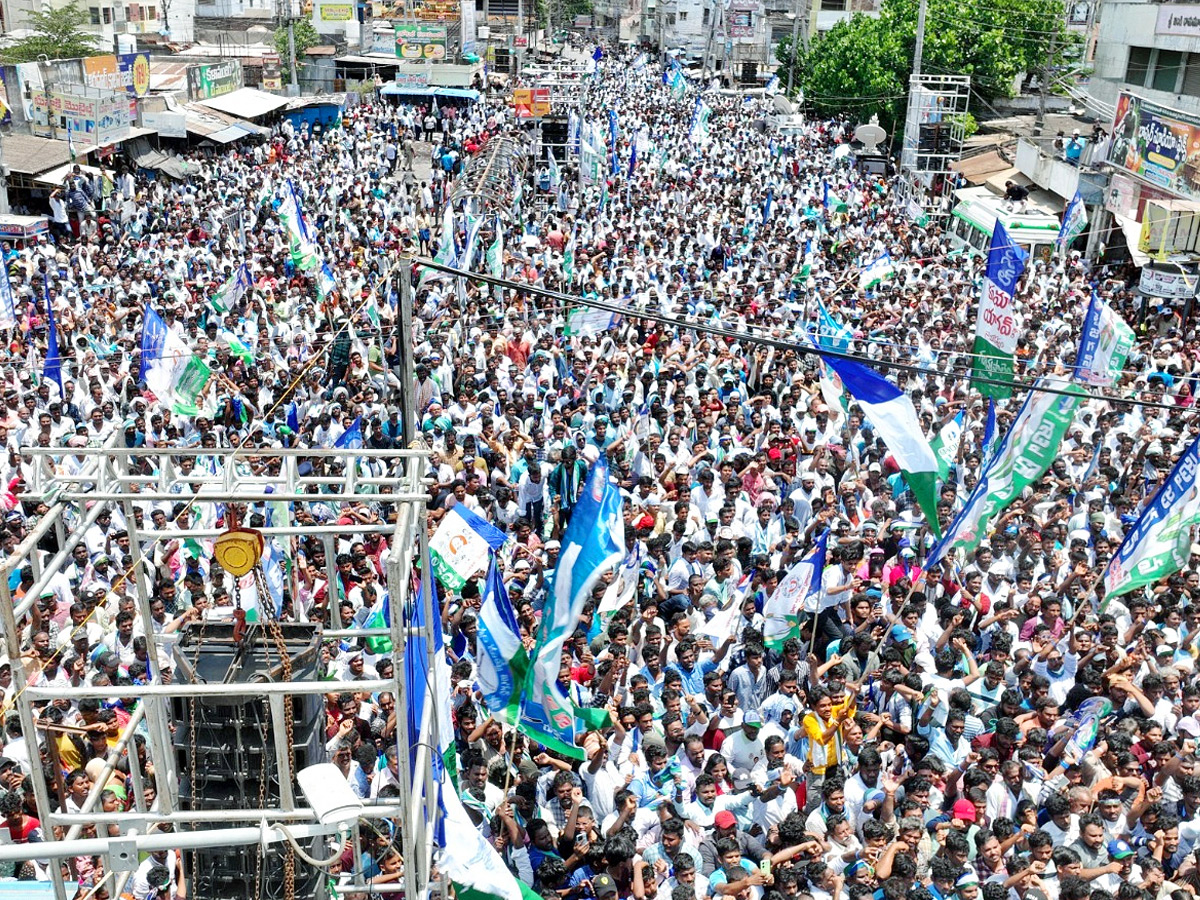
[1092,0,1200,118]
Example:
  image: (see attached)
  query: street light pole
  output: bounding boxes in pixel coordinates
[786,8,799,95]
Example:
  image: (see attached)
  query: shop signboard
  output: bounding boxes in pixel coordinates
[187,60,244,101]
[395,23,447,60]
[1110,91,1200,201]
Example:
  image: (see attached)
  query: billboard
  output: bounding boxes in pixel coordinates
[1109,92,1200,200]
[395,23,447,60]
[187,60,244,100]
[319,2,353,19]
[728,0,757,38]
[262,54,282,91]
[461,0,476,53]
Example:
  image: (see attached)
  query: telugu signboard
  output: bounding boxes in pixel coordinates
[727,0,757,38]
[262,54,282,91]
[81,53,151,97]
[1109,92,1200,201]
[1157,4,1200,36]
[320,2,353,19]
[187,60,244,101]
[395,23,447,60]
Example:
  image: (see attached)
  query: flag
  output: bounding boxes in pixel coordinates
[278,180,322,271]
[317,262,338,302]
[547,148,561,188]
[608,109,619,176]
[209,264,252,314]
[437,772,541,900]
[460,214,485,273]
[486,219,504,277]
[632,52,647,71]
[765,74,780,95]
[563,229,577,284]
[823,182,848,214]
[689,98,711,146]
[521,459,624,759]
[858,252,894,290]
[419,204,458,289]
[287,402,299,434]
[1104,433,1200,604]
[219,329,255,366]
[335,416,363,449]
[0,254,16,331]
[405,553,455,786]
[1075,292,1135,387]
[139,306,192,403]
[476,559,530,726]
[814,296,852,353]
[67,120,76,162]
[170,356,212,415]
[43,292,63,399]
[762,189,773,226]
[982,399,998,464]
[1057,190,1088,256]
[764,531,828,649]
[565,307,616,338]
[568,112,580,156]
[670,69,685,99]
[928,411,964,481]
[628,140,637,178]
[429,504,509,591]
[925,379,1085,570]
[972,221,1028,399]
[818,350,942,536]
[364,591,392,655]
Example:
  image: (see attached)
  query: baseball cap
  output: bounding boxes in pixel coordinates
[951,798,977,822]
[743,710,762,727]
[593,874,618,898]
[1178,716,1200,737]
[713,811,737,829]
[1107,839,1135,860]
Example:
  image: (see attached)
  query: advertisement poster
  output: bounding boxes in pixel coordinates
[727,0,757,38]
[262,54,282,91]
[461,0,476,53]
[320,2,353,19]
[81,54,150,98]
[395,23,447,60]
[187,60,244,100]
[372,28,397,55]
[1110,91,1200,199]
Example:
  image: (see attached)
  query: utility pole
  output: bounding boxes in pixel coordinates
[1034,15,1057,136]
[912,0,926,77]
[288,19,299,93]
[786,0,800,95]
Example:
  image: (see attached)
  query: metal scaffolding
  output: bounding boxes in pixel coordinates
[0,443,438,900]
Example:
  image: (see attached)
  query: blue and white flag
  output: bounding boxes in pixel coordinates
[477,558,529,726]
[210,263,252,314]
[520,459,624,759]
[858,252,894,290]
[429,504,509,590]
[764,530,829,648]
[765,74,780,95]
[1075,292,1135,387]
[670,68,686,99]
[1104,432,1200,604]
[1056,190,1088,256]
[628,140,637,177]
[813,296,852,353]
[139,305,190,401]
[688,98,711,146]
[982,399,998,464]
[608,110,620,175]
[547,147,561,188]
[568,111,581,156]
[334,416,363,449]
[43,288,63,398]
[762,188,773,225]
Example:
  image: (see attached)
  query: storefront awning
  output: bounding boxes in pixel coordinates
[3,134,73,176]
[1114,213,1152,268]
[197,87,289,120]
[34,162,104,187]
[379,84,480,101]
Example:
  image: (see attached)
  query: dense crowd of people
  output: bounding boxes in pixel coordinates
[0,34,1193,900]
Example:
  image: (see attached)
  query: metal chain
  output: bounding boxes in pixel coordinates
[257,564,296,900]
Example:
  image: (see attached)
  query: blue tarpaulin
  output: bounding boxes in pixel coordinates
[379,85,480,101]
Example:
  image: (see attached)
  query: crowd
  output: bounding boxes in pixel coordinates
[0,33,1194,900]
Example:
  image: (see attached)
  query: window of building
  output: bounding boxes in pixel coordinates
[1184,53,1200,97]
[678,10,687,19]
[702,6,709,22]
[89,6,101,22]
[820,0,846,10]
[665,12,675,24]
[102,6,111,22]
[1154,48,1184,92]
[1125,46,1151,87]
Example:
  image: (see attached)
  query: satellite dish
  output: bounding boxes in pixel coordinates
[854,114,887,153]
[771,95,795,116]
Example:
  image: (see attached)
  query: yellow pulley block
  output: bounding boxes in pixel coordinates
[213,527,265,576]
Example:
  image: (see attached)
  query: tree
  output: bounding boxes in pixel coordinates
[274,18,320,81]
[1,3,104,64]
[787,0,1076,131]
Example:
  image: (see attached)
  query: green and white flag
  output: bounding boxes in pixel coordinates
[219,329,255,366]
[277,180,322,272]
[973,221,1028,400]
[1104,433,1200,605]
[547,147,561,189]
[486,219,504,277]
[1076,293,1135,388]
[429,504,508,591]
[929,411,964,481]
[170,356,212,416]
[418,204,458,291]
[858,252,894,290]
[926,379,1084,569]
[477,559,529,726]
[764,531,828,649]
[563,229,577,284]
[209,264,252,314]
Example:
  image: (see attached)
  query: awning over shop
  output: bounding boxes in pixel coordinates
[182,104,270,142]
[1114,213,1152,268]
[379,84,480,101]
[197,87,290,120]
[950,150,1012,186]
[126,137,194,180]
[3,134,73,176]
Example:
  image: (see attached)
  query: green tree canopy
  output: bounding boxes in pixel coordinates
[274,18,320,80]
[779,0,1076,130]
[1,3,104,64]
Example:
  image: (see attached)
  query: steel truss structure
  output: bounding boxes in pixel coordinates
[0,444,439,900]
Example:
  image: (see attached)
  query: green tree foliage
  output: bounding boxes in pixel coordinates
[1,3,104,64]
[779,0,1075,130]
[274,18,321,80]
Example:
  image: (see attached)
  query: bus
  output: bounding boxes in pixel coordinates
[948,186,1063,262]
